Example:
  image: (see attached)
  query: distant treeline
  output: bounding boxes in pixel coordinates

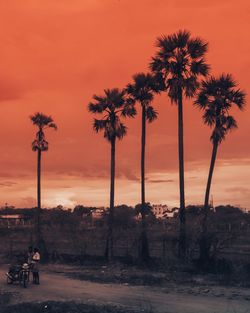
[0,204,249,228]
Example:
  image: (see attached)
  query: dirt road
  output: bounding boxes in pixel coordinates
[0,266,249,313]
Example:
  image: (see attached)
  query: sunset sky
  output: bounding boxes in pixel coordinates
[0,0,249,210]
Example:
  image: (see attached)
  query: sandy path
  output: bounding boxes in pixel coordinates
[0,266,249,313]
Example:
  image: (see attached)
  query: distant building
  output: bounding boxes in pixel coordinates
[152,205,168,219]
[152,205,178,219]
[165,207,179,218]
[91,207,106,219]
[0,203,15,210]
[0,214,31,227]
[209,195,215,211]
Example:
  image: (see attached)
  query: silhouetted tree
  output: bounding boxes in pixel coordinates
[150,30,209,258]
[88,88,136,261]
[215,205,243,216]
[186,205,203,216]
[113,205,136,228]
[135,203,155,258]
[30,112,57,256]
[126,73,158,262]
[195,74,246,262]
[135,203,154,219]
[73,205,92,216]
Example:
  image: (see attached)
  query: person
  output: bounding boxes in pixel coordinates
[27,246,34,281]
[27,246,34,264]
[32,248,40,284]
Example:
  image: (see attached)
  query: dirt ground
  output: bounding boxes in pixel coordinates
[0,264,250,313]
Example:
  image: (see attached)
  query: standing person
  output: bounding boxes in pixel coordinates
[27,246,34,282]
[32,248,40,284]
[27,246,34,264]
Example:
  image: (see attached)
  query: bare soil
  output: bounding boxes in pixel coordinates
[0,264,249,313]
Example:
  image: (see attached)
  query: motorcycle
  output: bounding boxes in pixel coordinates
[6,263,30,288]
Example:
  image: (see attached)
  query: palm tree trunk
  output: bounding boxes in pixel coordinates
[106,136,116,261]
[140,104,149,262]
[141,105,146,206]
[177,90,186,259]
[36,149,41,238]
[36,149,48,261]
[200,140,218,262]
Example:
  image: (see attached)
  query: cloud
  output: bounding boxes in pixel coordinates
[0,181,17,187]
[225,187,250,197]
[20,197,37,207]
[0,0,248,209]
[118,170,140,182]
[148,179,174,183]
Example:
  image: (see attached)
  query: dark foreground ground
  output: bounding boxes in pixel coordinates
[1,301,143,313]
[0,263,250,313]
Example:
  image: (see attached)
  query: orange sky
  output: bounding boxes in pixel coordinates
[0,0,249,209]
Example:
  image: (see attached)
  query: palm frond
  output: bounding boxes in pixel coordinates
[187,37,208,58]
[32,140,39,151]
[104,88,126,109]
[30,112,56,152]
[167,78,180,103]
[195,73,245,144]
[152,72,166,92]
[121,103,137,118]
[191,59,210,76]
[194,90,209,110]
[211,127,226,143]
[202,109,216,126]
[30,112,55,128]
[40,139,49,151]
[219,74,236,89]
[126,72,155,102]
[93,119,107,133]
[184,77,199,98]
[88,102,106,113]
[231,89,246,110]
[93,94,106,103]
[115,122,127,140]
[225,115,238,131]
[156,34,175,52]
[89,88,132,142]
[151,31,209,101]
[173,29,191,48]
[48,122,57,130]
[149,57,165,72]
[146,106,158,123]
[31,139,48,152]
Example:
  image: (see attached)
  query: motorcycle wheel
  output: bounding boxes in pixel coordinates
[6,275,13,284]
[22,273,28,288]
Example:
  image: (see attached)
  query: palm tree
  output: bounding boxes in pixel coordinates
[126,73,158,262]
[88,88,136,261]
[195,74,246,262]
[150,30,209,258]
[30,112,57,252]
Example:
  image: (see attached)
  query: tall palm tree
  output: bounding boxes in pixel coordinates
[30,112,57,251]
[88,88,136,261]
[195,74,246,262]
[150,30,209,258]
[126,73,158,262]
